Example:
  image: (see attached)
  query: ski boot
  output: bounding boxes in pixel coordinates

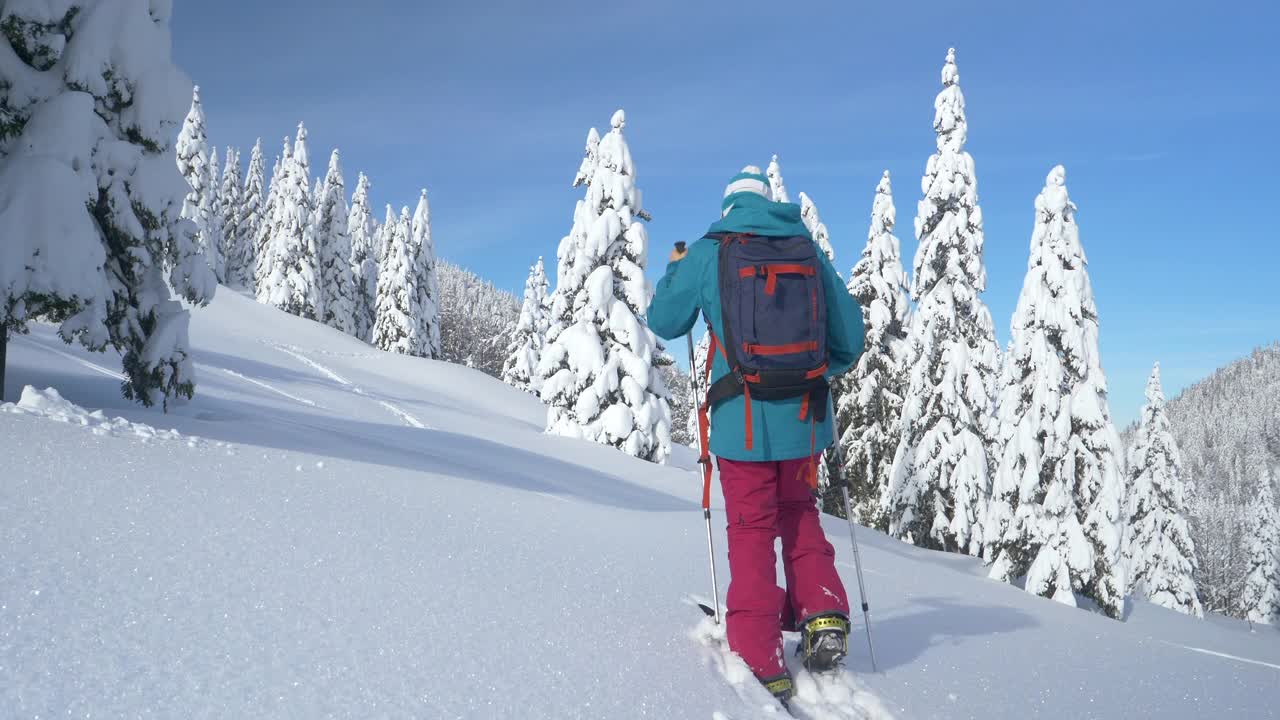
[797,613,849,673]
[761,672,794,709]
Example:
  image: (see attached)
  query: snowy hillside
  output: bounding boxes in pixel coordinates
[3,290,1277,719]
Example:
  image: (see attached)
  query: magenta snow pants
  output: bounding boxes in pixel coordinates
[718,454,850,679]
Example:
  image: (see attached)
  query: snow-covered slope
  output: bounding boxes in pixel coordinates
[2,290,1277,719]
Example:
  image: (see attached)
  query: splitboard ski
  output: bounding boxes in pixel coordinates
[688,598,892,719]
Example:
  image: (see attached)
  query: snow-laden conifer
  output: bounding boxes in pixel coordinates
[254,136,291,295]
[1,2,214,408]
[202,147,224,281]
[231,140,265,289]
[176,84,209,223]
[687,332,711,448]
[373,207,420,354]
[888,48,1000,556]
[314,150,354,334]
[798,191,834,263]
[260,124,320,320]
[1123,363,1203,617]
[836,171,910,528]
[545,127,600,335]
[1240,462,1280,625]
[502,258,550,392]
[347,172,377,341]
[538,110,672,463]
[217,147,243,286]
[767,153,789,203]
[176,87,221,279]
[984,165,1125,618]
[409,189,441,358]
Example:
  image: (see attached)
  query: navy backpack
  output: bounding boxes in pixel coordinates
[700,233,831,475]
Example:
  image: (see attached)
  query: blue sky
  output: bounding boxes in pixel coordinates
[172,1,1277,426]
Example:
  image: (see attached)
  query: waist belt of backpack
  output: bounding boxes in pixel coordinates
[703,332,829,463]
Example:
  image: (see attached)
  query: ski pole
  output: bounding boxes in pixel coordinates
[677,241,721,625]
[829,438,879,671]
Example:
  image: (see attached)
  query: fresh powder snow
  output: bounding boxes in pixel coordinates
[2,288,1277,719]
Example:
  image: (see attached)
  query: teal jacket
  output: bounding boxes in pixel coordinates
[648,194,865,461]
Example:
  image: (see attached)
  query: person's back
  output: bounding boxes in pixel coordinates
[648,166,866,705]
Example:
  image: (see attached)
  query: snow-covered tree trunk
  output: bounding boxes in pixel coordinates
[835,171,910,530]
[983,165,1125,618]
[260,124,320,320]
[1240,461,1280,625]
[217,147,243,287]
[410,190,441,359]
[1,1,215,409]
[254,136,291,296]
[538,111,672,463]
[767,153,789,203]
[314,150,354,334]
[1123,364,1203,617]
[502,258,550,392]
[347,172,377,342]
[888,48,999,557]
[373,207,421,355]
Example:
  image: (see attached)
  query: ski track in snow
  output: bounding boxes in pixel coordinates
[688,598,893,720]
[20,335,125,381]
[836,560,887,578]
[271,343,429,429]
[1160,641,1280,671]
[205,366,318,407]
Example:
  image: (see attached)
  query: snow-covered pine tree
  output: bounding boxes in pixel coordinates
[414,190,445,358]
[217,147,243,286]
[314,150,354,334]
[1240,461,1280,625]
[887,48,1000,557]
[409,189,441,359]
[0,4,111,401]
[537,110,672,463]
[983,165,1126,618]
[230,140,265,289]
[798,191,834,265]
[687,332,711,448]
[373,207,421,354]
[176,86,221,279]
[796,189,839,504]
[254,136,291,295]
[437,261,521,375]
[0,1,215,408]
[767,153,790,203]
[502,258,550,392]
[202,147,225,282]
[176,84,209,224]
[373,203,395,276]
[261,123,320,320]
[835,171,911,529]
[1123,363,1203,617]
[542,127,601,342]
[347,172,377,342]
